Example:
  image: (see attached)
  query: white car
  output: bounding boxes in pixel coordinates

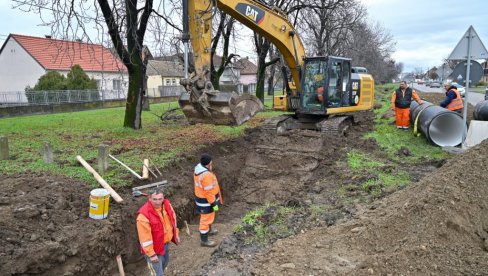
[451,83,465,97]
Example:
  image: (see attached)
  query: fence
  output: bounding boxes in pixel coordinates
[0,90,128,107]
[158,86,186,97]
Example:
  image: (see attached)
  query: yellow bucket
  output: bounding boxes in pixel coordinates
[89,188,110,219]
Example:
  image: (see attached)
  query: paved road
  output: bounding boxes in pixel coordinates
[411,83,486,106]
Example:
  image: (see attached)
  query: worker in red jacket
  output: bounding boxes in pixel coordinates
[391,81,423,130]
[136,188,180,276]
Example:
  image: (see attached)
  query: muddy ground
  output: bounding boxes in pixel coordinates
[1,92,486,275]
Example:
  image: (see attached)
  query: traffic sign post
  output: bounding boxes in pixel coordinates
[447,26,488,143]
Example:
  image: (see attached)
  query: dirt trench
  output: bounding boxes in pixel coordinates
[0,109,380,275]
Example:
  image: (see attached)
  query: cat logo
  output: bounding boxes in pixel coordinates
[235,3,265,25]
[245,6,259,21]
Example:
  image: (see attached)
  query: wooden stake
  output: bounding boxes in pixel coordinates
[116,255,125,276]
[76,155,123,203]
[184,220,191,236]
[142,162,158,178]
[142,159,149,180]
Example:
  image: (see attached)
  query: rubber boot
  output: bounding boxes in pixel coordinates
[200,233,217,247]
[208,225,218,236]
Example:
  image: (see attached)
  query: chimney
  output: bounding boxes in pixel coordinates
[45,35,52,39]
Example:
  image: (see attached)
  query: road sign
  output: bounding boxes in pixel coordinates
[448,26,488,60]
[451,60,484,85]
[446,25,488,143]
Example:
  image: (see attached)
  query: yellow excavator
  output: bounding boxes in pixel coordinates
[179,0,375,133]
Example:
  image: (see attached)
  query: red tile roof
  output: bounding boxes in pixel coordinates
[11,34,126,73]
[235,58,257,75]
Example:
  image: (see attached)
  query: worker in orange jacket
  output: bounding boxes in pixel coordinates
[391,81,423,130]
[194,153,222,247]
[136,188,180,276]
[440,82,464,114]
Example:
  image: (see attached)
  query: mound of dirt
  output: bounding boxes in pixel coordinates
[0,172,131,275]
[0,130,258,276]
[252,139,488,275]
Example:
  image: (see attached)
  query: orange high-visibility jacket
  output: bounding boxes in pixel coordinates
[446,89,464,111]
[136,199,179,257]
[194,163,223,214]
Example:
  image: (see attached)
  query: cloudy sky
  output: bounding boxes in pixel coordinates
[362,0,488,72]
[1,0,487,73]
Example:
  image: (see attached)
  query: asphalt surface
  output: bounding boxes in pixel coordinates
[411,83,486,106]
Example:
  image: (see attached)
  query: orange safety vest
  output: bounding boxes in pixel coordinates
[317,86,325,103]
[194,163,222,213]
[136,199,178,255]
[446,89,463,111]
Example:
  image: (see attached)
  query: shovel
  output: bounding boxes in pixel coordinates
[132,190,148,197]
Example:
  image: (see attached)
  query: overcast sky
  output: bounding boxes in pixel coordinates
[1,0,487,73]
[362,0,488,72]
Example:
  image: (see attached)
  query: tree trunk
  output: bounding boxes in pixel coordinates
[124,62,144,129]
[255,52,267,103]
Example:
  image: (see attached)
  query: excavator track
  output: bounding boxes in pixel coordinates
[317,116,353,136]
[262,115,293,132]
[263,114,353,136]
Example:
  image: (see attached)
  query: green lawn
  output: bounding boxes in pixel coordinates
[0,101,278,187]
[1,87,447,189]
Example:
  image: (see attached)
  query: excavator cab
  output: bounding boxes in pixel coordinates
[299,57,353,115]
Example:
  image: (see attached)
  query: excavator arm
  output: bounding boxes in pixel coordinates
[179,0,306,125]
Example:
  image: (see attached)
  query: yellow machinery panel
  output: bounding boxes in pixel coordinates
[273,95,288,111]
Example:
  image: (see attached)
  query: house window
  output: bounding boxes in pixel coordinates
[113,79,121,90]
[165,79,171,86]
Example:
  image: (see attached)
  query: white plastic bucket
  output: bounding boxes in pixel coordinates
[89,188,110,219]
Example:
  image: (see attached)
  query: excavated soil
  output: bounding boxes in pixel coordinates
[1,92,486,275]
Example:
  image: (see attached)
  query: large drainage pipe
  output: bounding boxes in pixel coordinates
[410,101,466,147]
[473,100,488,121]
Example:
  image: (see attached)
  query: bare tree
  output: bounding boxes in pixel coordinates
[13,0,179,129]
[344,20,399,83]
[299,0,364,56]
[210,10,238,90]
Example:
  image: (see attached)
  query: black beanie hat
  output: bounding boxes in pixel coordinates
[200,153,212,166]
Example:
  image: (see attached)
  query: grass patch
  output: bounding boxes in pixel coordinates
[366,84,448,162]
[347,149,385,171]
[0,102,284,187]
[361,171,411,199]
[234,203,299,245]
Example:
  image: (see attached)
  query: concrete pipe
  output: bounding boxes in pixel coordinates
[410,101,466,147]
[473,100,488,121]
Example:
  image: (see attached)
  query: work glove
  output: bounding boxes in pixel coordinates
[212,205,219,212]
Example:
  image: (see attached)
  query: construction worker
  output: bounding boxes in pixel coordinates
[136,188,180,276]
[194,153,222,247]
[391,81,423,130]
[440,82,464,114]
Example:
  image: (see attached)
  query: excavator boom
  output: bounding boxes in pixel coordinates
[179,0,306,126]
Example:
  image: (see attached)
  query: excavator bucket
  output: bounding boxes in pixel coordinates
[179,91,264,126]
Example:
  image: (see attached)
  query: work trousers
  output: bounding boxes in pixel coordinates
[395,107,411,128]
[199,212,215,234]
[145,243,170,276]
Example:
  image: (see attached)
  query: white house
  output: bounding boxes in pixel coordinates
[146,59,184,97]
[0,34,128,93]
[235,57,257,93]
